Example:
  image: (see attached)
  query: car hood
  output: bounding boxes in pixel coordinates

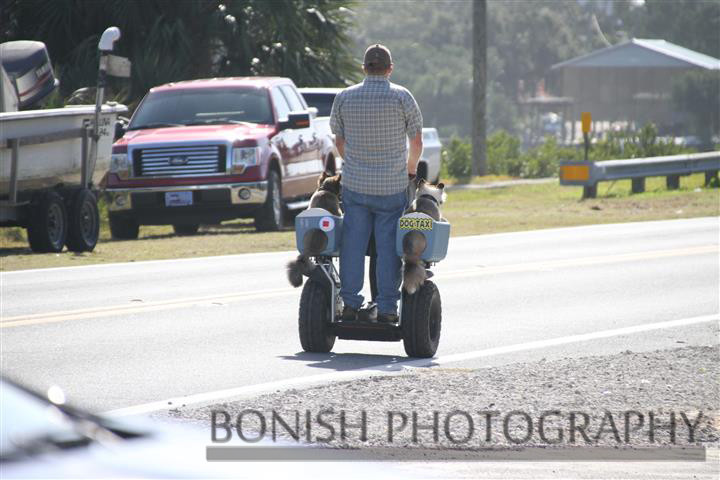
[116,124,275,147]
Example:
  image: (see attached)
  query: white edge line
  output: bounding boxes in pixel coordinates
[3,216,717,276]
[104,314,719,418]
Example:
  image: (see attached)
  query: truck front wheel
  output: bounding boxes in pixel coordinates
[109,214,139,240]
[254,170,284,232]
[27,191,68,253]
[66,188,100,252]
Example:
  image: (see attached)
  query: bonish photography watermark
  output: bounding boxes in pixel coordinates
[206,408,710,462]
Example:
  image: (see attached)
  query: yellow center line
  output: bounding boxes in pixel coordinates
[1,245,716,329]
[0,288,291,328]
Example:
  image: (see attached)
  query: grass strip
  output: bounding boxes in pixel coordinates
[1,174,717,272]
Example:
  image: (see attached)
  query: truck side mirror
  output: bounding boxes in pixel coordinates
[280,111,310,130]
[114,117,128,141]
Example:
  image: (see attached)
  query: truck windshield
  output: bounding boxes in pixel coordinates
[128,88,272,129]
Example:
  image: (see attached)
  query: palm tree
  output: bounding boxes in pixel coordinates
[2,0,360,107]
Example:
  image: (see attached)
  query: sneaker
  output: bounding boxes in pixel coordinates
[341,305,358,322]
[357,303,378,323]
[377,312,399,324]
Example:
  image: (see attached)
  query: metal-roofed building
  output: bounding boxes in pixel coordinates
[548,39,720,139]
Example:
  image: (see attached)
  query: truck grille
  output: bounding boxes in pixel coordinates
[133,145,226,177]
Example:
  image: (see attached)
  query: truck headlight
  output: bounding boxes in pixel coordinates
[232,147,259,174]
[110,153,130,180]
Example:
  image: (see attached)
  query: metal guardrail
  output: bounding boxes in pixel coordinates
[559,151,720,198]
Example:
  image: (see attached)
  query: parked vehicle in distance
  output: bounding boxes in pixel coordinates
[297,88,343,174]
[106,77,338,237]
[298,87,340,118]
[420,128,441,183]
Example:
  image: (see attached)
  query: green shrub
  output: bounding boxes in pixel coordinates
[591,124,692,160]
[521,136,580,178]
[443,136,473,178]
[487,130,523,176]
[439,124,694,181]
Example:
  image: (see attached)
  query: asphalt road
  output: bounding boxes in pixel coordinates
[1,217,718,416]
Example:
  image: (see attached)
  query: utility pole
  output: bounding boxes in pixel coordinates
[472,0,487,176]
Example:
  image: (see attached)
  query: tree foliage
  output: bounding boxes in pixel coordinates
[672,70,720,146]
[633,0,719,58]
[1,0,360,107]
[353,1,603,138]
[353,1,474,137]
[352,0,719,139]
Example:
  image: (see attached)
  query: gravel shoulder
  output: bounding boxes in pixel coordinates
[158,345,719,456]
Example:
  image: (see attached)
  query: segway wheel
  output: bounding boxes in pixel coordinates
[402,280,441,358]
[298,280,336,353]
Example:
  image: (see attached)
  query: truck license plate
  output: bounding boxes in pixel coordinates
[165,191,193,207]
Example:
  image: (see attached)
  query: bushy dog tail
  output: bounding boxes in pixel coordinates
[403,260,426,295]
[287,254,315,287]
[287,229,327,287]
[402,231,428,294]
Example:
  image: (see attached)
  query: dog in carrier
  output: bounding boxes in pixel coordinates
[286,172,342,287]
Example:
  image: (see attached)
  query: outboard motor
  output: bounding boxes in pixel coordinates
[0,67,19,112]
[0,41,59,110]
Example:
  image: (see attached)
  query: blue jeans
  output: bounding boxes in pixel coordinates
[340,187,407,315]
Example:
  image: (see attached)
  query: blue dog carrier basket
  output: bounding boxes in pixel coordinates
[395,212,450,263]
[295,208,343,257]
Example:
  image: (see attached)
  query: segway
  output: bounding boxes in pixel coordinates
[295,208,450,358]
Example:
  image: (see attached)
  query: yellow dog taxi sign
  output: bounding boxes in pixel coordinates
[399,217,433,230]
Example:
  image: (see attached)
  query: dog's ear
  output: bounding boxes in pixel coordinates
[410,176,421,191]
[318,171,328,187]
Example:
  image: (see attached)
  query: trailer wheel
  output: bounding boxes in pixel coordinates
[254,170,284,232]
[298,280,335,353]
[66,189,100,252]
[173,224,200,236]
[109,213,139,240]
[27,191,68,253]
[402,280,441,358]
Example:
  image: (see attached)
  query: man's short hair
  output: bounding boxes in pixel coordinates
[363,44,392,75]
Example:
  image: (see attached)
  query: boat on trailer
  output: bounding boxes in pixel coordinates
[0,27,128,253]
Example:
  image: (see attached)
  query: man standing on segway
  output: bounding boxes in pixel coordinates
[330,44,423,324]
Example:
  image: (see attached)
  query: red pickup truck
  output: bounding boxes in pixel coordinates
[105,77,338,237]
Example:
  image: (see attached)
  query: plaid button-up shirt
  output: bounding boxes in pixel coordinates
[330,75,423,195]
